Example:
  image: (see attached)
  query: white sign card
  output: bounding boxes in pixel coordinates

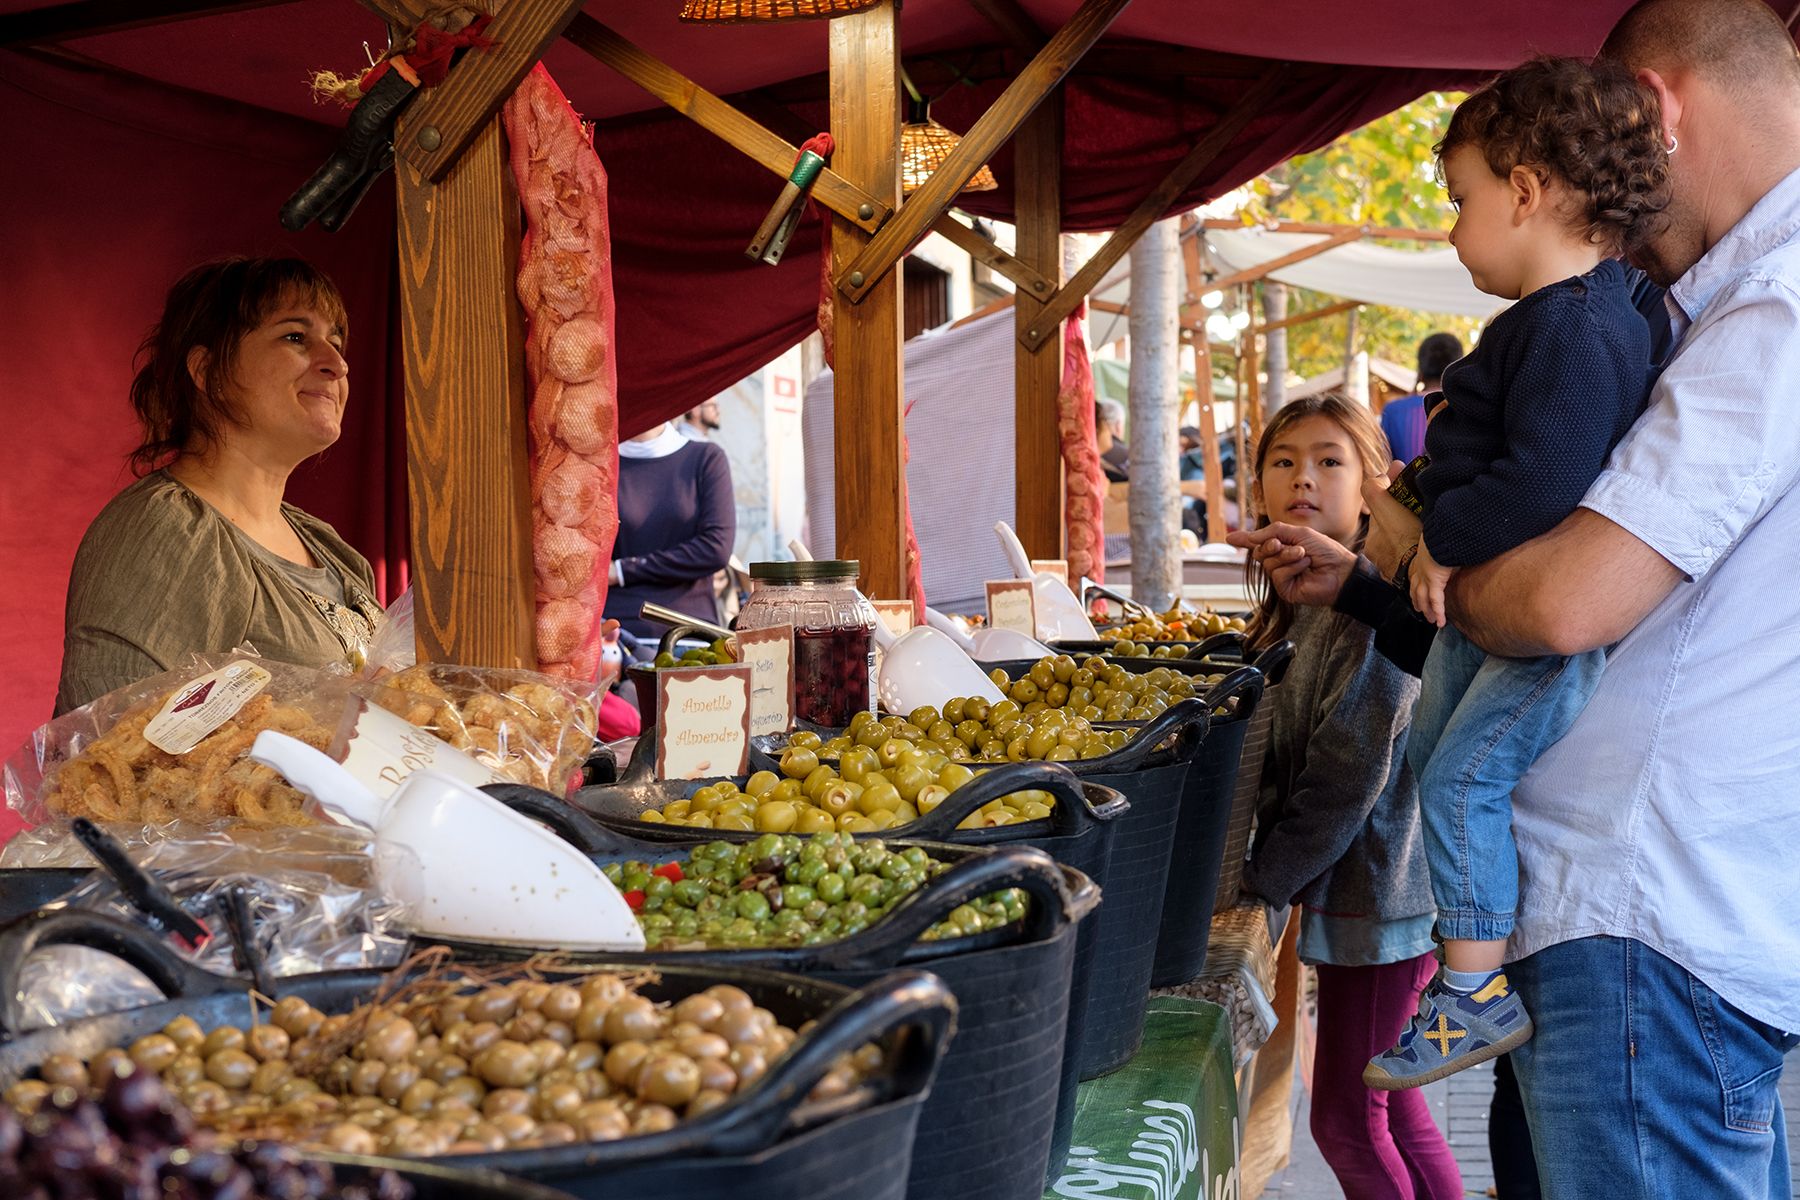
[656,664,753,780]
[986,580,1037,637]
[339,702,505,799]
[871,600,916,640]
[1031,559,1070,589]
[733,625,795,738]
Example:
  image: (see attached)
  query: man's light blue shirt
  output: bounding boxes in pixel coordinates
[1511,166,1800,1032]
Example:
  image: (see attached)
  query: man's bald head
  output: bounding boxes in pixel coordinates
[1601,0,1800,94]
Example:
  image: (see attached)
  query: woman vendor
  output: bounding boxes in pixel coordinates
[55,257,381,714]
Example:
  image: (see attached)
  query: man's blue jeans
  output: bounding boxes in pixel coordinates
[1407,627,1605,942]
[1510,937,1798,1199]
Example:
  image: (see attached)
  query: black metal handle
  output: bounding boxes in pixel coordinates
[482,784,657,858]
[616,729,660,785]
[901,760,1108,840]
[315,142,393,233]
[70,819,209,949]
[1095,695,1212,771]
[582,743,620,788]
[1252,639,1296,686]
[0,909,247,1039]
[807,845,1075,972]
[219,885,274,999]
[1082,582,1152,620]
[1185,631,1247,661]
[1202,665,1266,720]
[683,970,958,1156]
[279,70,415,233]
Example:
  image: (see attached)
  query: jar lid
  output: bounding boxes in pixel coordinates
[750,560,860,582]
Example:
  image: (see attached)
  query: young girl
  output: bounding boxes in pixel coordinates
[1365,57,1669,1090]
[1241,395,1462,1200]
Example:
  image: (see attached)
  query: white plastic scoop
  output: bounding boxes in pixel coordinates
[248,731,645,952]
[970,626,1055,661]
[994,521,1098,641]
[871,615,1006,715]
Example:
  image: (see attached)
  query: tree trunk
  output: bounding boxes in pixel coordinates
[1127,217,1182,613]
[1261,282,1288,417]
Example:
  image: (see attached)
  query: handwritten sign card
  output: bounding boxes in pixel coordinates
[340,702,504,800]
[733,625,795,738]
[986,580,1037,636]
[656,664,753,779]
[872,600,916,640]
[1030,559,1070,589]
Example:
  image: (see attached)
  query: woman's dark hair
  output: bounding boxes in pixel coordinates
[1435,56,1670,255]
[1242,394,1391,652]
[128,257,348,475]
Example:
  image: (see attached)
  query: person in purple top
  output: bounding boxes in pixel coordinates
[603,419,736,640]
[1378,332,1463,464]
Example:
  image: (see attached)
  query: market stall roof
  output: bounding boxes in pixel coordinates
[2,1,1634,129]
[1203,227,1502,318]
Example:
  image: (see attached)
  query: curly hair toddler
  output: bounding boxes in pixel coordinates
[1364,57,1671,1090]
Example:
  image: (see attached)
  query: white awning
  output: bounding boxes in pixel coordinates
[1203,228,1503,318]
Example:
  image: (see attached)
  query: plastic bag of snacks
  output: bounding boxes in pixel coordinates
[11,823,411,1030]
[4,654,352,833]
[353,663,598,794]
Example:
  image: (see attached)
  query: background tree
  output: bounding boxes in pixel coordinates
[1235,92,1483,392]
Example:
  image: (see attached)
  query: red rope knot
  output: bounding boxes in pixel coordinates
[798,133,835,162]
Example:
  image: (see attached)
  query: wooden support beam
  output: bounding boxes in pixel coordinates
[567,15,888,233]
[1181,215,1226,543]
[354,0,429,27]
[394,0,588,184]
[837,0,1130,303]
[963,0,1042,51]
[829,2,909,603]
[1013,94,1064,563]
[0,0,283,47]
[930,214,1055,299]
[1200,217,1449,241]
[1019,63,1292,350]
[1203,228,1361,292]
[1258,297,1361,335]
[396,114,536,668]
[1243,287,1265,447]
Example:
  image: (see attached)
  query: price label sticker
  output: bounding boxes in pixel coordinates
[656,664,753,780]
[986,580,1037,637]
[871,600,916,640]
[144,660,272,755]
[734,626,795,738]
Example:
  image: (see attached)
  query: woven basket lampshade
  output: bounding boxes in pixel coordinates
[901,102,998,195]
[680,0,881,22]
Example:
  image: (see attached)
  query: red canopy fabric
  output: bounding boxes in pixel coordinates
[0,0,1644,794]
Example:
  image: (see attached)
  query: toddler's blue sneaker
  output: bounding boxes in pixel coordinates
[1363,969,1532,1090]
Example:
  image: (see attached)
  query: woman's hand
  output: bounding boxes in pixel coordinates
[1409,541,1454,628]
[1361,465,1423,581]
[1228,522,1358,608]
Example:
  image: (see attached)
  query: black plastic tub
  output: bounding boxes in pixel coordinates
[456,800,1099,1200]
[0,867,84,924]
[573,699,1210,1080]
[310,1154,581,1199]
[969,657,1275,989]
[1151,667,1266,986]
[0,910,956,1200]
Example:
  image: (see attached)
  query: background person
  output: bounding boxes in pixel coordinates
[604,419,735,641]
[57,257,379,714]
[679,399,720,442]
[1379,332,1463,464]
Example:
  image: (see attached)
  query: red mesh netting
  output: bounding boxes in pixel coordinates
[506,65,619,684]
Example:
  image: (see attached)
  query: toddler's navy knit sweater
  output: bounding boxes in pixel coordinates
[1419,257,1653,567]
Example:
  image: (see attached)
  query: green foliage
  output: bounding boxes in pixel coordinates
[1234,92,1485,385]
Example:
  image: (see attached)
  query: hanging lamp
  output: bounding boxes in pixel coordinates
[679,0,880,23]
[900,95,998,195]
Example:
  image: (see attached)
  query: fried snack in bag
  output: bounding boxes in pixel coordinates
[5,655,348,832]
[355,663,597,794]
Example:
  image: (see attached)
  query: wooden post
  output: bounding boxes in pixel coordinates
[1244,286,1264,450]
[1014,95,1064,562]
[1192,339,1227,543]
[1234,342,1250,522]
[395,115,536,668]
[829,2,908,601]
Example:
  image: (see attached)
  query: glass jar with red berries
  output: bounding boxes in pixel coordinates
[738,561,877,728]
